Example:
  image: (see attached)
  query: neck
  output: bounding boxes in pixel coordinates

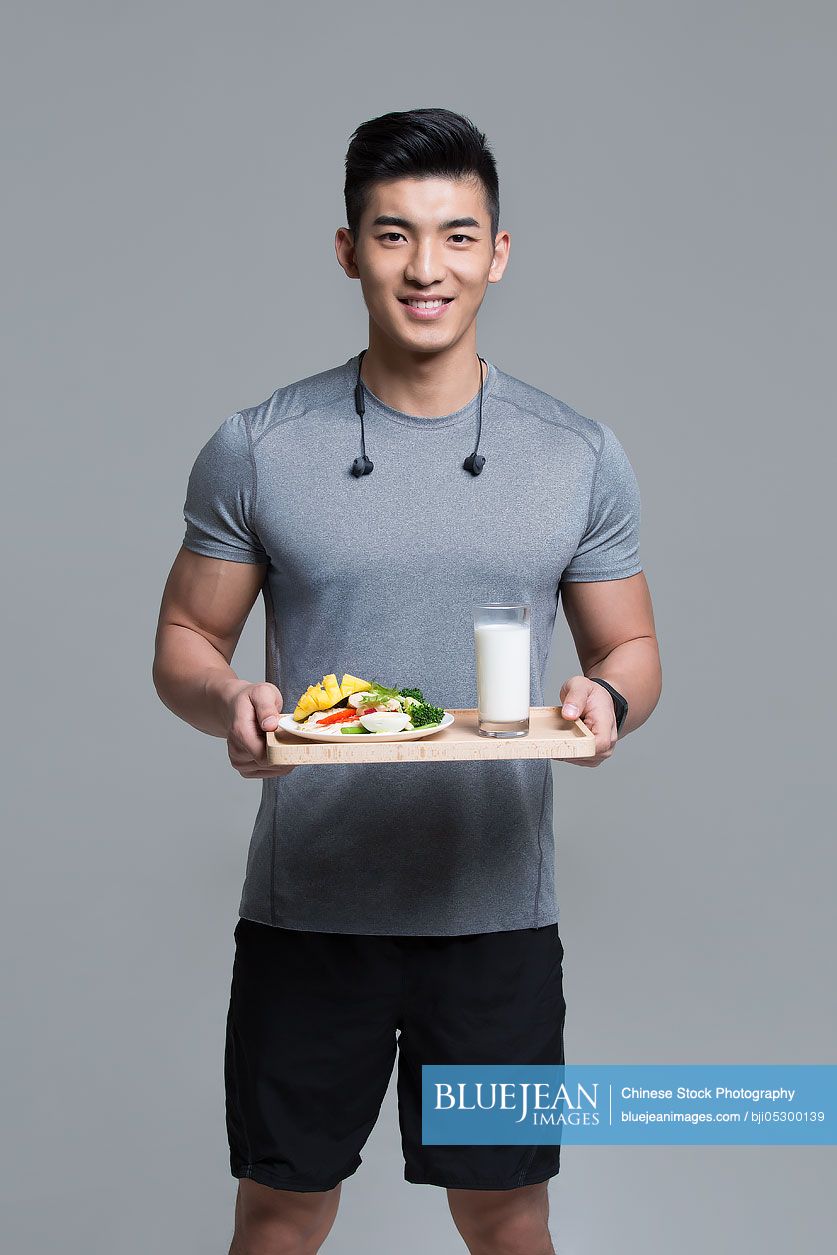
[360,329,485,418]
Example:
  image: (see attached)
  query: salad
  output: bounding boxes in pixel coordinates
[290,673,446,736]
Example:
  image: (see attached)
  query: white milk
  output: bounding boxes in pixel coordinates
[474,621,531,721]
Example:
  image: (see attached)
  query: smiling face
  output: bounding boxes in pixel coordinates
[336,175,509,355]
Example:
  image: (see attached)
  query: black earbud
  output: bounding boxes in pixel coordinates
[351,361,374,476]
[351,349,487,477]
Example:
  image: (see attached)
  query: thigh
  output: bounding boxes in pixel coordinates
[396,924,566,1190]
[226,918,401,1192]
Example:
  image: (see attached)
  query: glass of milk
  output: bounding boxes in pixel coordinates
[473,604,531,737]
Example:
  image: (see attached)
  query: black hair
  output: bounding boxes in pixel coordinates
[344,107,500,243]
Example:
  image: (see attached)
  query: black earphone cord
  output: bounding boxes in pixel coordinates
[351,349,487,478]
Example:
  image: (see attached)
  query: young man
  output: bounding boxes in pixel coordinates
[153,108,661,1255]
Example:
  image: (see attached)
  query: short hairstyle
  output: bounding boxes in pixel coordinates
[344,107,500,242]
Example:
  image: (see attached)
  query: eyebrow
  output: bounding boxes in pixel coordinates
[371,215,481,230]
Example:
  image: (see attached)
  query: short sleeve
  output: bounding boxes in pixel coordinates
[561,421,643,582]
[182,412,269,564]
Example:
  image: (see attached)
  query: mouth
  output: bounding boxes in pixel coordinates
[397,296,455,320]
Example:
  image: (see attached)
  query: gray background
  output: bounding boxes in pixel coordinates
[3,1,834,1251]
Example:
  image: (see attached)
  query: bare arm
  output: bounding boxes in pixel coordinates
[152,548,293,776]
[152,546,265,735]
[555,571,661,766]
[560,570,662,737]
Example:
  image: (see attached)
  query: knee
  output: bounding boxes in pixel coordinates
[231,1180,340,1255]
[460,1212,553,1255]
[448,1193,553,1255]
[231,1217,311,1254]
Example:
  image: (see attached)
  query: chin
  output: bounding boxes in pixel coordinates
[373,319,450,352]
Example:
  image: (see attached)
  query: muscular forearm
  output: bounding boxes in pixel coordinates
[586,637,662,736]
[152,624,252,738]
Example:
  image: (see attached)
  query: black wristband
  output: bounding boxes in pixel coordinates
[590,678,629,733]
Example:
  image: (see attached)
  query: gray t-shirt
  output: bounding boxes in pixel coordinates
[182,353,642,935]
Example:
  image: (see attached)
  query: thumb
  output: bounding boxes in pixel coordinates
[250,683,284,730]
[560,678,589,719]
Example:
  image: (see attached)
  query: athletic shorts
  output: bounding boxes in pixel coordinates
[224,917,566,1192]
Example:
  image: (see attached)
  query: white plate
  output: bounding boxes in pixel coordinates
[278,711,455,743]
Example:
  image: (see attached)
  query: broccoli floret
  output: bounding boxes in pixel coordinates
[398,687,425,703]
[398,686,444,726]
[408,701,445,728]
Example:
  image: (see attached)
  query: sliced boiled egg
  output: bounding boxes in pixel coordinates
[359,711,411,733]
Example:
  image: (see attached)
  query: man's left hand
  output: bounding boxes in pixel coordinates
[558,675,618,767]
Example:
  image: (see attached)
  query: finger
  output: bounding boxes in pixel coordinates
[229,740,295,776]
[563,749,610,767]
[228,720,268,764]
[228,727,296,774]
[227,728,274,771]
[560,676,593,721]
[239,765,297,778]
[569,688,616,742]
[249,682,285,731]
[229,689,283,761]
[584,716,616,756]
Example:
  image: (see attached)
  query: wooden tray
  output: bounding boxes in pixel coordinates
[265,705,596,766]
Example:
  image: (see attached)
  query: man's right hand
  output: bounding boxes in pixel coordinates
[225,681,296,778]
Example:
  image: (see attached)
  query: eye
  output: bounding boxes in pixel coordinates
[379,232,405,243]
[450,234,475,243]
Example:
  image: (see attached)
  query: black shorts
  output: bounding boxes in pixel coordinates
[224,917,566,1192]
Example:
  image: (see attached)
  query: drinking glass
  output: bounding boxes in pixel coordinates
[473,604,531,737]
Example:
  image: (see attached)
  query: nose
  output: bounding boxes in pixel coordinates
[403,240,446,287]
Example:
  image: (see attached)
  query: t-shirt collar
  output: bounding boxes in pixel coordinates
[343,354,497,429]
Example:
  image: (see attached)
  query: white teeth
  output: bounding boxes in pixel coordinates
[406,299,446,308]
